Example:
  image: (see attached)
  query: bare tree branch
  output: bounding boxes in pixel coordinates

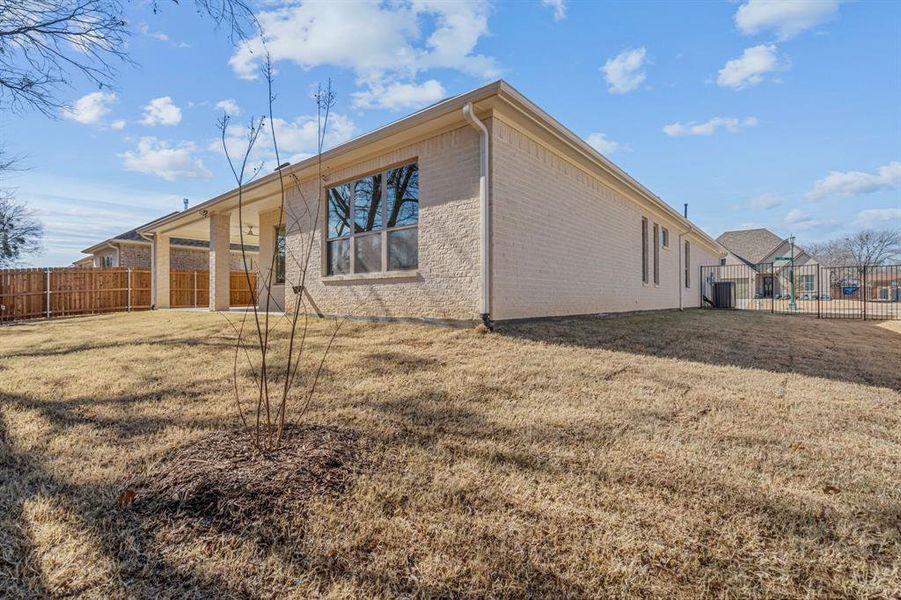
[0,0,256,116]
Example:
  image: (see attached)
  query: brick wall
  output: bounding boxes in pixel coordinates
[490,115,720,320]
[100,243,253,271]
[284,125,482,321]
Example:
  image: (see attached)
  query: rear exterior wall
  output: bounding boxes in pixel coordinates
[490,114,720,320]
[283,125,482,321]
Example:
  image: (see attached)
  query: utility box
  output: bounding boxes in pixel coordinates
[712,281,736,309]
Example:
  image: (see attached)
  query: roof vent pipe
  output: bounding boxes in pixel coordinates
[462,102,492,330]
[183,198,189,211]
[683,203,688,218]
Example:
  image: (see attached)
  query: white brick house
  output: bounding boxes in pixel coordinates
[138,81,724,323]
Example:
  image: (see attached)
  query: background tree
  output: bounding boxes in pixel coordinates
[0,0,254,116]
[844,228,901,266]
[807,228,901,267]
[805,238,854,267]
[0,197,43,267]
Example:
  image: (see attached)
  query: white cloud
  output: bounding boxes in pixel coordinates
[62,91,117,125]
[138,23,191,48]
[807,161,901,200]
[716,44,784,89]
[542,0,566,21]
[601,47,647,94]
[663,116,758,137]
[215,113,358,169]
[111,119,126,130]
[784,207,831,231]
[215,99,241,115]
[585,132,620,155]
[121,137,211,181]
[229,0,497,105]
[735,0,841,40]
[352,79,446,110]
[140,96,182,126]
[854,208,901,228]
[748,193,782,210]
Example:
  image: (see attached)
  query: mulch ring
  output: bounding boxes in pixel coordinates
[130,424,359,531]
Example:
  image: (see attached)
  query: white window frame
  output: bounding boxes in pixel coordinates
[661,227,670,249]
[684,240,691,288]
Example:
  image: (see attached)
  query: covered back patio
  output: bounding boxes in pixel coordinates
[139,185,287,313]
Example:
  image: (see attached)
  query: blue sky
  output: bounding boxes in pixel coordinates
[3,0,899,266]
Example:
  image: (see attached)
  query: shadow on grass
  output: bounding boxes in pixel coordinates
[0,402,240,597]
[0,336,238,360]
[499,310,901,391]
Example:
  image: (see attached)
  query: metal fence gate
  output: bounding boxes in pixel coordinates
[700,263,901,320]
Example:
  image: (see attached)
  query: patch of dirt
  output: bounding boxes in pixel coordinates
[134,424,359,531]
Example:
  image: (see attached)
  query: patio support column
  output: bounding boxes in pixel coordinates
[209,212,231,311]
[152,234,170,309]
[256,210,277,312]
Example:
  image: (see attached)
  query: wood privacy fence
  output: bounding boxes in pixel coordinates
[0,268,256,322]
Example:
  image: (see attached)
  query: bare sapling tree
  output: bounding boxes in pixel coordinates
[218,56,348,452]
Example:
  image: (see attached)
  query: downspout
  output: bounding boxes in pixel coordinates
[462,102,492,329]
[677,224,693,310]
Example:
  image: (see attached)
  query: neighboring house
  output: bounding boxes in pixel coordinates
[716,228,819,299]
[79,213,258,271]
[138,80,723,322]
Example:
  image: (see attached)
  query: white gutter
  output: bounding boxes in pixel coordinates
[462,102,492,328]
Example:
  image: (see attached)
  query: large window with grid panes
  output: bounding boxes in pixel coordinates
[325,162,419,276]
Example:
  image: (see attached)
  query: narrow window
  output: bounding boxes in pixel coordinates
[661,227,669,248]
[326,183,351,275]
[641,217,649,284]
[653,223,660,285]
[720,257,726,266]
[386,163,419,270]
[325,161,419,276]
[275,225,286,284]
[684,240,691,288]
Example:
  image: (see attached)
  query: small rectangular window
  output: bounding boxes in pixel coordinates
[275,226,286,284]
[641,217,649,284]
[327,184,352,239]
[387,164,419,227]
[388,228,418,270]
[661,227,669,248]
[353,232,382,273]
[653,223,660,285]
[684,241,691,288]
[354,174,383,233]
[327,239,350,275]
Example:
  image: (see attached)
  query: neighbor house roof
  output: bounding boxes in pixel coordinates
[138,79,724,255]
[716,228,786,264]
[81,212,258,255]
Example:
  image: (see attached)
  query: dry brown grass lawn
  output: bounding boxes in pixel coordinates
[0,309,899,598]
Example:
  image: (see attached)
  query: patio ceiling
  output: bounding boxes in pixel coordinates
[149,188,285,245]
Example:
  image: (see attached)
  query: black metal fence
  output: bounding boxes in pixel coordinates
[700,262,901,320]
